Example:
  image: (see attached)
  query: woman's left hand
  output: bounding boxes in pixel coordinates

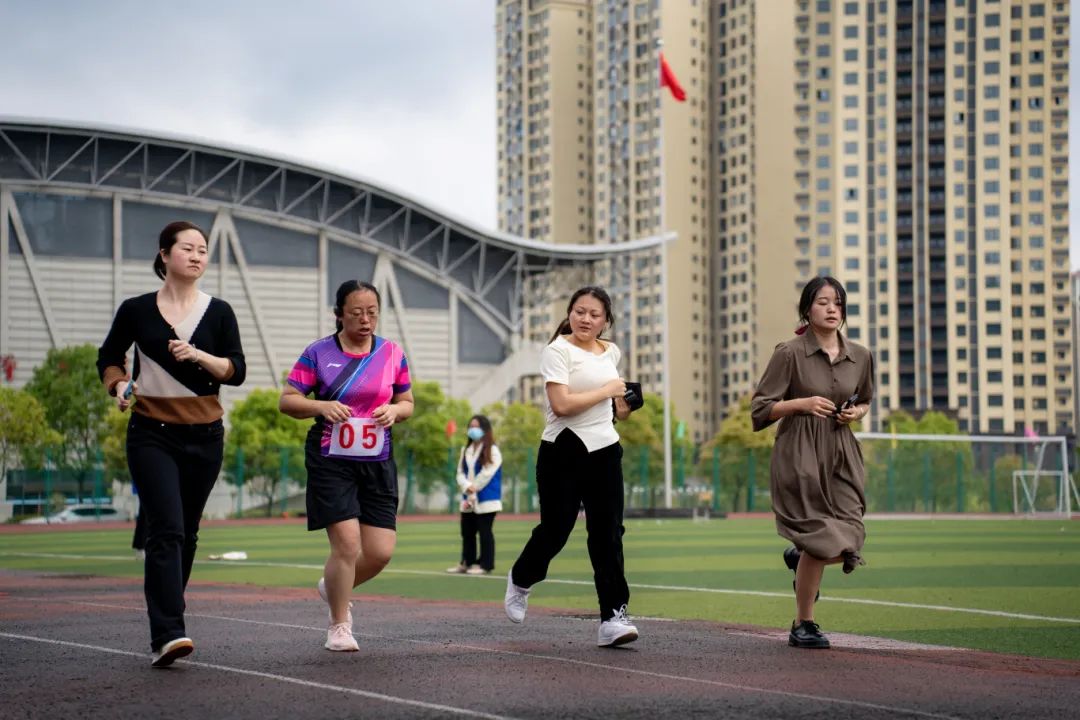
[372,403,397,427]
[837,404,866,425]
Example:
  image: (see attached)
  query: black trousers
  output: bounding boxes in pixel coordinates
[126,414,223,652]
[511,429,628,621]
[460,511,496,571]
[131,505,147,551]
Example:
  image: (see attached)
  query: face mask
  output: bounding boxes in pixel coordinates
[467,427,485,441]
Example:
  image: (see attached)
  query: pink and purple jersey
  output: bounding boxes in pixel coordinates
[287,335,411,462]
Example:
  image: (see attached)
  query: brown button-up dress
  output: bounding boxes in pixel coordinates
[750,331,875,562]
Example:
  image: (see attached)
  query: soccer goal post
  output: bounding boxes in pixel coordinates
[853,432,1077,517]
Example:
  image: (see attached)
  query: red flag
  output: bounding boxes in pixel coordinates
[659,52,686,102]
[445,419,457,438]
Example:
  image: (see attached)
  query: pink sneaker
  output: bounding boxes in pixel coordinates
[324,622,358,652]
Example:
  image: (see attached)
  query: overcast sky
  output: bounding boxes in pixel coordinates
[1,1,1077,267]
[0,0,497,227]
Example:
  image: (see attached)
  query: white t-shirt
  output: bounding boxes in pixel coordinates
[539,335,621,452]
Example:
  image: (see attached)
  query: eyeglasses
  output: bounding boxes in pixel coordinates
[347,309,379,319]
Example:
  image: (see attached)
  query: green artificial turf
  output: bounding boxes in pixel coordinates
[2,517,1078,660]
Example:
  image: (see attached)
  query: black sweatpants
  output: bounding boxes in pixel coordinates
[510,429,628,621]
[126,413,223,652]
[460,511,496,571]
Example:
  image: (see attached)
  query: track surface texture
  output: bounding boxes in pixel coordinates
[2,570,1078,719]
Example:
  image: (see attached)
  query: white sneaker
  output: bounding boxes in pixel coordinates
[324,622,359,652]
[317,576,353,625]
[134,549,146,561]
[445,563,467,574]
[504,570,530,623]
[597,606,639,647]
[151,637,194,667]
[465,565,489,576]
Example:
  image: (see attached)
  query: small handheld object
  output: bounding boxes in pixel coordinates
[834,393,858,418]
[623,381,644,412]
[122,381,135,400]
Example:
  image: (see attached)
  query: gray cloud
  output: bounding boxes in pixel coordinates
[0,0,497,228]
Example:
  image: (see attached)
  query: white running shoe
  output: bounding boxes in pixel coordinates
[151,637,194,667]
[324,622,359,652]
[597,606,639,648]
[465,565,489,576]
[504,571,530,623]
[317,576,353,625]
[445,563,467,574]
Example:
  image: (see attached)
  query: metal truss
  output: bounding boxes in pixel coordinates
[0,118,672,335]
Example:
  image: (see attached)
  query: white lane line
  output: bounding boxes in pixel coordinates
[5,551,1079,625]
[0,631,516,720]
[68,601,960,720]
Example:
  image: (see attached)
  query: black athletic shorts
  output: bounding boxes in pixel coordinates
[304,439,399,532]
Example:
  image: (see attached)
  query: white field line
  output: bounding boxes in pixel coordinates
[65,601,961,720]
[0,631,516,720]
[4,550,1079,626]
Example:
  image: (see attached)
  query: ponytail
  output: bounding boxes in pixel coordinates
[548,318,572,344]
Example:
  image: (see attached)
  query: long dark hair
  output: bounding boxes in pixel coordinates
[795,275,847,335]
[334,280,381,333]
[548,286,615,343]
[463,414,495,467]
[154,221,208,279]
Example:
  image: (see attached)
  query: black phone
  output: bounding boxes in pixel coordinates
[623,381,644,412]
[834,393,858,417]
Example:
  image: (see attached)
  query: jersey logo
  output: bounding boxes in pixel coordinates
[327,362,343,367]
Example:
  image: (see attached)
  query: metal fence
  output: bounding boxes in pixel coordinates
[6,438,1075,520]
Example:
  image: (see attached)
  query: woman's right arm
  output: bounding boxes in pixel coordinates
[279,385,351,422]
[97,300,135,409]
[546,379,626,417]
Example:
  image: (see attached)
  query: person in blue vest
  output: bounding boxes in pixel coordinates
[446,415,502,575]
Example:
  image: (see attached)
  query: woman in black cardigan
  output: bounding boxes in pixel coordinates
[98,221,245,667]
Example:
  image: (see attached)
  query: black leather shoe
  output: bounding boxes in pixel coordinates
[842,551,865,574]
[788,620,830,649]
[783,547,819,602]
[782,546,801,572]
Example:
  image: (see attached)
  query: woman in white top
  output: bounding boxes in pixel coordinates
[503,286,639,648]
[446,414,503,575]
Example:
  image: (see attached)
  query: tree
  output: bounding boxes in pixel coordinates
[393,380,472,494]
[101,408,131,486]
[0,387,61,486]
[480,400,545,492]
[697,396,775,512]
[24,344,112,496]
[224,389,309,516]
[614,392,694,502]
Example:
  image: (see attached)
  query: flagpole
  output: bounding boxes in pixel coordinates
[657,38,672,510]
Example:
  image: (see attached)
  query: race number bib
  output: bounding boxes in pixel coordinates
[329,417,385,458]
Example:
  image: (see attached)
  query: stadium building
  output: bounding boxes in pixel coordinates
[0,118,665,410]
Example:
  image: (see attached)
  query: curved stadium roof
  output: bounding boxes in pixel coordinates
[0,117,672,332]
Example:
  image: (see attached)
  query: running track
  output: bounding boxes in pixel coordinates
[1,571,1078,718]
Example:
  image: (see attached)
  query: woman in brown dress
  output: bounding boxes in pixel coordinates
[750,276,874,649]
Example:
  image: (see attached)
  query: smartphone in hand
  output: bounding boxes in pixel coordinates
[834,393,858,419]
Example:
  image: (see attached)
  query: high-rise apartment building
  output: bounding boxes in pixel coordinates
[794,0,1071,435]
[497,0,1072,440]
[497,0,715,441]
